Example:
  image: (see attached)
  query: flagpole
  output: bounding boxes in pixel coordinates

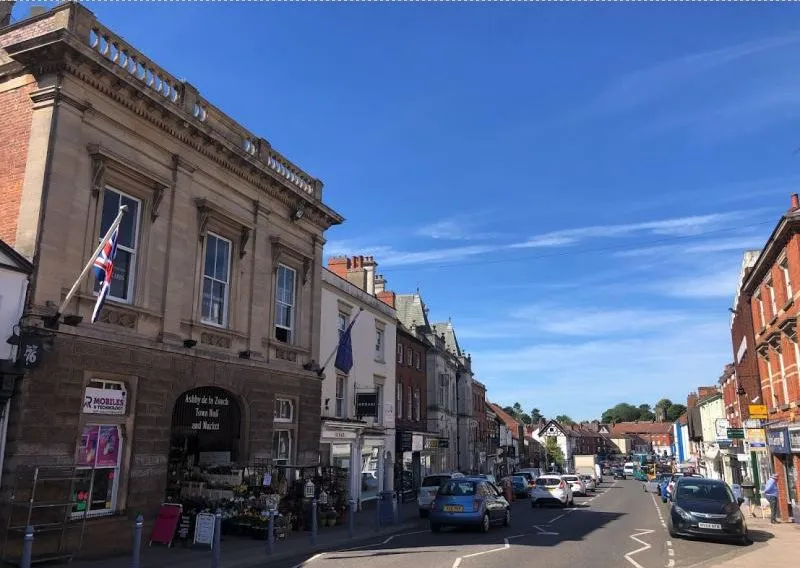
[53,205,128,320]
[317,307,363,376]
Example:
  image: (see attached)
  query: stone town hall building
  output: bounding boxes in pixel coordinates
[0,2,342,558]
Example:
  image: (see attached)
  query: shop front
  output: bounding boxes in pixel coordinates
[766,426,794,520]
[395,430,428,498]
[320,419,362,503]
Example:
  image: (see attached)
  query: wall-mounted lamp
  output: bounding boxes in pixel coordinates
[291,202,305,222]
[183,339,197,349]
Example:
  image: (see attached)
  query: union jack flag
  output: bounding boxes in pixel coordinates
[91,226,120,323]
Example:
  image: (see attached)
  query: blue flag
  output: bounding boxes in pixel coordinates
[334,320,354,374]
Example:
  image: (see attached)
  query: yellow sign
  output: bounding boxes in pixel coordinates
[749,404,768,418]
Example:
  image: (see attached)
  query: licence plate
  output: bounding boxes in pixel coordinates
[443,505,463,512]
[698,522,722,530]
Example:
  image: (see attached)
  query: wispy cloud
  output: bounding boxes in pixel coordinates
[614,235,767,259]
[472,320,729,420]
[592,34,800,114]
[415,214,502,241]
[511,210,754,249]
[653,264,742,300]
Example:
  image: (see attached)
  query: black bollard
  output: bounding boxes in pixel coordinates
[131,515,144,568]
[266,509,275,556]
[310,498,318,546]
[19,526,33,568]
[348,499,355,538]
[374,493,381,531]
[394,490,400,525]
[210,509,222,568]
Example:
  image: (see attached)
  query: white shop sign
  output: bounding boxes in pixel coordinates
[83,387,127,415]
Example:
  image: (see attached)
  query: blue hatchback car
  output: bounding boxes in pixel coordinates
[429,477,511,533]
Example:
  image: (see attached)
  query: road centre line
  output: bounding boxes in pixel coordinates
[451,534,524,568]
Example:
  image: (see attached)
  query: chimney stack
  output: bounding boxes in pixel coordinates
[687,392,698,408]
[374,274,386,294]
[791,193,799,211]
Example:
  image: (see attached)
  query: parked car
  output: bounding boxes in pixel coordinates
[513,471,536,489]
[612,467,626,480]
[668,477,749,545]
[579,474,596,492]
[562,474,587,496]
[429,477,510,533]
[418,473,463,517]
[471,474,501,492]
[530,475,574,508]
[511,475,530,498]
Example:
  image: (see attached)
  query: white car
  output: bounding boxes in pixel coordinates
[579,474,596,492]
[562,474,587,496]
[418,473,463,517]
[530,475,574,508]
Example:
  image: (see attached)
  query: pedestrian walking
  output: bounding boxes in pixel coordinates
[762,473,780,524]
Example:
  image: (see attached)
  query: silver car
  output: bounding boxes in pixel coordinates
[530,475,574,508]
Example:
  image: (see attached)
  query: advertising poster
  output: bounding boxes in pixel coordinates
[97,425,120,467]
[77,425,99,466]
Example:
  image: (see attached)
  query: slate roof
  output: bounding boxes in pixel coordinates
[0,239,33,274]
[395,293,430,330]
[431,320,461,356]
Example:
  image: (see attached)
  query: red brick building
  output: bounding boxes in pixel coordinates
[610,422,674,457]
[393,323,430,489]
[741,194,800,522]
[725,251,763,426]
[470,380,488,473]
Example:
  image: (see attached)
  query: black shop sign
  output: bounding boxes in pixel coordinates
[172,386,240,438]
[356,393,378,418]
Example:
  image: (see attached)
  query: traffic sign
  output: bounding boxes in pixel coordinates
[727,428,745,439]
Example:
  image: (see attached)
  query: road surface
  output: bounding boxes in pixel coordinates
[275,478,763,568]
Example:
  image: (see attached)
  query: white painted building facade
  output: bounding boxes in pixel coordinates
[532,420,573,471]
[698,392,726,481]
[0,241,33,488]
[319,268,396,504]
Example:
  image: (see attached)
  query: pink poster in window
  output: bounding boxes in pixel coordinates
[96,425,120,467]
[77,425,99,467]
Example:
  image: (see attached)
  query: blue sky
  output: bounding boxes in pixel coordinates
[17,2,800,420]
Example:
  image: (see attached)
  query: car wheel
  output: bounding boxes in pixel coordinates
[738,533,752,546]
[531,501,536,508]
[431,523,441,533]
[480,513,490,533]
[503,509,511,526]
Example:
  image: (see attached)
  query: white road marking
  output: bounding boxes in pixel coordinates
[451,534,524,567]
[532,524,560,535]
[650,492,677,567]
[549,514,565,523]
[667,561,675,568]
[668,548,675,557]
[623,528,655,568]
[338,529,429,551]
[290,553,323,568]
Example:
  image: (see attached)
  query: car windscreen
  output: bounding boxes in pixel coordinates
[675,481,734,503]
[421,476,451,488]
[438,480,477,496]
[512,476,526,483]
[536,477,561,487]
[563,476,579,481]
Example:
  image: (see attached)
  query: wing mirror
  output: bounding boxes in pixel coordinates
[737,497,744,505]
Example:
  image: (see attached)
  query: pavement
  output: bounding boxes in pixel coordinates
[68,480,797,568]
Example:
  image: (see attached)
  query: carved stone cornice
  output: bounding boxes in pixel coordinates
[270,236,312,276]
[779,316,798,342]
[756,342,770,361]
[194,198,253,251]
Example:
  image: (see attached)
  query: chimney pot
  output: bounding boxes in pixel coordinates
[791,193,799,211]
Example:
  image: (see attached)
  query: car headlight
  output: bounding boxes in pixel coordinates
[728,510,743,522]
[672,505,693,521]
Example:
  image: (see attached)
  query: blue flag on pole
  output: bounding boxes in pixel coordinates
[334,319,355,374]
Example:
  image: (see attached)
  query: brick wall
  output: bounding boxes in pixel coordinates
[0,76,36,247]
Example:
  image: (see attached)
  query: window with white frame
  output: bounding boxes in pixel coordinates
[375,384,384,425]
[414,351,421,370]
[275,265,296,343]
[73,424,123,517]
[274,398,294,423]
[335,375,347,418]
[406,386,412,419]
[273,430,292,464]
[396,382,403,419]
[756,291,765,327]
[781,257,793,302]
[766,278,777,317]
[97,188,140,303]
[413,388,420,421]
[337,312,348,337]
[406,348,413,366]
[201,233,232,326]
[397,343,403,364]
[375,328,385,361]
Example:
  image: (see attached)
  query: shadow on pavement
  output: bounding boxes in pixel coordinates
[746,529,774,543]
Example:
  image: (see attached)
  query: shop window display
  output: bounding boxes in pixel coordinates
[73,424,122,517]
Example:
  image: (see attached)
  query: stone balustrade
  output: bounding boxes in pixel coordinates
[35,2,321,200]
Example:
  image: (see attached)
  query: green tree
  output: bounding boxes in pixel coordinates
[502,402,532,424]
[666,403,687,422]
[530,408,544,423]
[555,414,576,425]
[544,437,565,467]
